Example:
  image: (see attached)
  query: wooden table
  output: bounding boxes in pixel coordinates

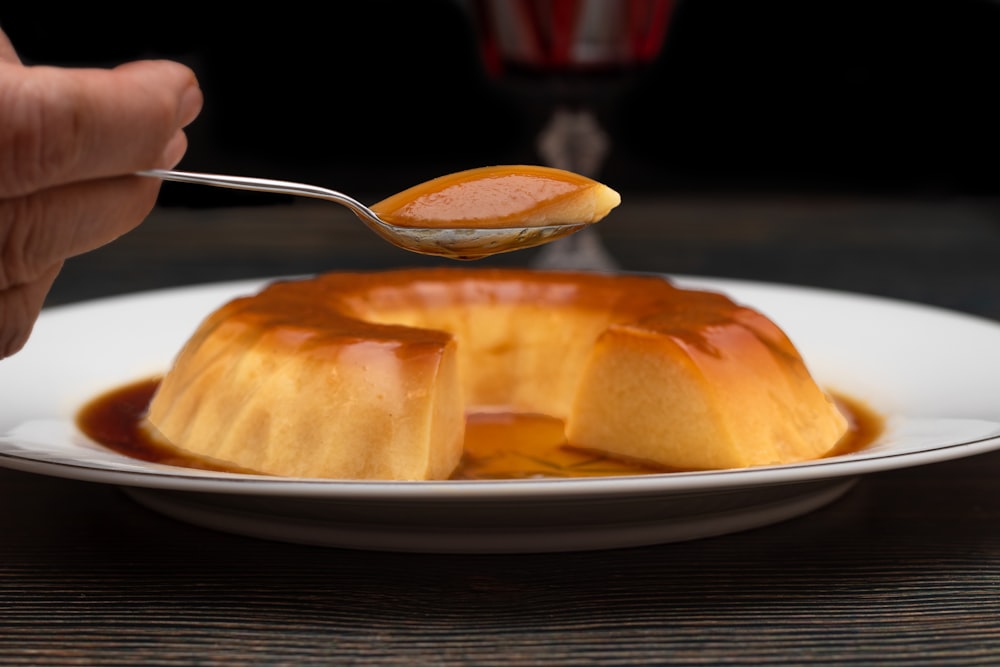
[3,195,1000,664]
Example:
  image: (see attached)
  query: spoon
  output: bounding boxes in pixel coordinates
[137,168,593,260]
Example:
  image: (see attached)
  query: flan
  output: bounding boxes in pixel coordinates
[144,268,848,479]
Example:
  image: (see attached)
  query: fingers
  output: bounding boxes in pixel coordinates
[0,28,21,64]
[0,262,61,360]
[0,174,162,292]
[0,34,204,359]
[0,58,202,197]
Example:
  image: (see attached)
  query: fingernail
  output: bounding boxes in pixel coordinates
[178,79,203,127]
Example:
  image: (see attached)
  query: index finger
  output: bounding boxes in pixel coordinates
[0,59,202,197]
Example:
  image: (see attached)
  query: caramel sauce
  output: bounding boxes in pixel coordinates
[76,377,883,480]
[369,165,620,229]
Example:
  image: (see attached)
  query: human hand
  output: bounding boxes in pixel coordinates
[0,28,202,359]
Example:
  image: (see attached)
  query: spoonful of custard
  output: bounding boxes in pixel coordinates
[138,165,621,260]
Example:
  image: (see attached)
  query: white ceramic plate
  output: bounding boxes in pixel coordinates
[3,275,1000,553]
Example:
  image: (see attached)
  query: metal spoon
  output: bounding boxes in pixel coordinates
[138,169,591,260]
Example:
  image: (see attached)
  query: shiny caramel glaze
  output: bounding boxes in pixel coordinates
[77,379,882,479]
[181,267,783,349]
[369,165,621,229]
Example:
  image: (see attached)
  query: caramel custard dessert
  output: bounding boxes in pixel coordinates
[125,268,857,480]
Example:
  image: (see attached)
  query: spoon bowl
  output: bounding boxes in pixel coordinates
[138,169,592,260]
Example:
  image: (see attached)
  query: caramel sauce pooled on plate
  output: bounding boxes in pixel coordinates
[76,378,882,480]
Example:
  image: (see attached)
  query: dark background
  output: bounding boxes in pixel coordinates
[2,0,998,205]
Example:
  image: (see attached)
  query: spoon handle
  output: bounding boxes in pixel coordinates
[137,169,381,225]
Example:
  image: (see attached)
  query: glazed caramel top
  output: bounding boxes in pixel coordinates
[369,165,621,229]
[218,268,802,371]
